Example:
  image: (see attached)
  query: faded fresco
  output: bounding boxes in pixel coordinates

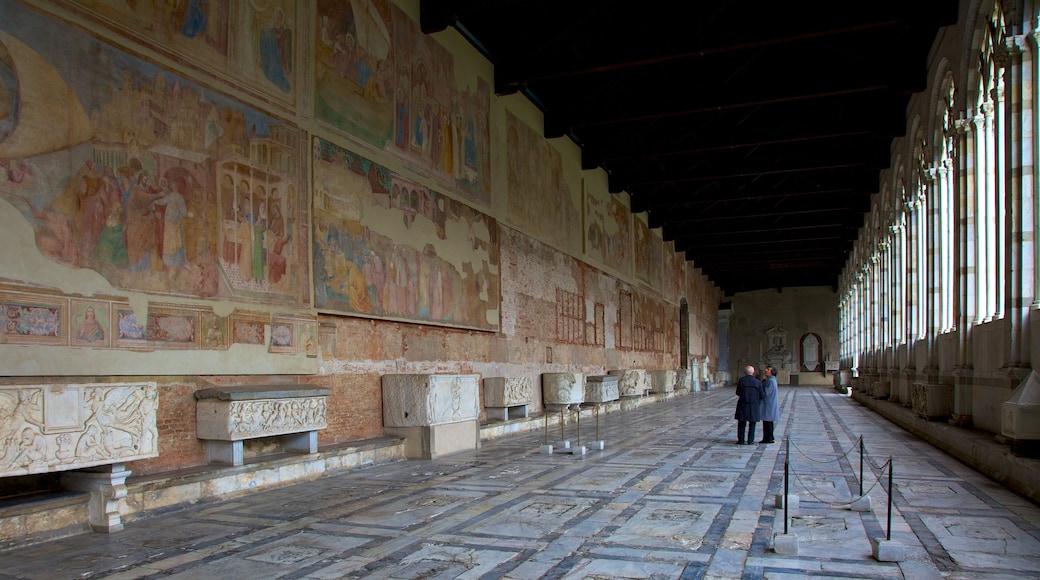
[664,243,684,303]
[583,180,632,276]
[0,0,309,306]
[56,0,298,105]
[633,216,663,289]
[313,138,500,331]
[315,0,490,205]
[506,112,581,256]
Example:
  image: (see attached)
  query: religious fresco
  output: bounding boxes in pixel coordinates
[315,0,491,205]
[583,180,632,276]
[633,216,663,289]
[313,137,500,331]
[664,244,684,304]
[53,0,299,106]
[0,0,309,307]
[506,112,581,256]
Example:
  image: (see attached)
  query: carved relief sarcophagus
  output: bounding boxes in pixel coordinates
[541,372,585,409]
[0,382,159,478]
[584,375,619,404]
[608,369,650,397]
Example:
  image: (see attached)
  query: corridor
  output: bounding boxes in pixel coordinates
[1,386,1038,579]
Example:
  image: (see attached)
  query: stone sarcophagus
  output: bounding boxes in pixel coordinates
[0,382,159,533]
[542,372,585,409]
[0,382,158,478]
[675,369,692,392]
[608,369,650,397]
[911,383,954,421]
[584,375,620,404]
[483,377,533,421]
[195,385,331,466]
[382,374,481,459]
[650,370,676,394]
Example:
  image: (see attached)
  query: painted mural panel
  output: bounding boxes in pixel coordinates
[583,180,631,276]
[0,0,309,306]
[506,112,581,256]
[633,216,663,289]
[53,0,299,106]
[313,137,499,331]
[315,0,490,205]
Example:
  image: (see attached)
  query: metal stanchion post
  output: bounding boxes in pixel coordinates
[859,437,865,497]
[887,457,893,541]
[784,437,790,535]
[575,406,581,446]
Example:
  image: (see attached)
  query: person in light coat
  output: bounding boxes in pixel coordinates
[760,365,779,443]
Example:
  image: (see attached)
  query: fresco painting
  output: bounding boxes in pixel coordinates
[70,300,111,348]
[506,112,581,256]
[315,0,490,205]
[0,0,308,307]
[583,181,632,276]
[0,293,65,345]
[313,138,499,331]
[634,216,663,289]
[59,0,299,105]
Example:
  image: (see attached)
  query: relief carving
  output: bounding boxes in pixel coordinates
[0,383,158,477]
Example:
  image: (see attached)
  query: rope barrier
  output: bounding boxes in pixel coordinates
[787,435,863,464]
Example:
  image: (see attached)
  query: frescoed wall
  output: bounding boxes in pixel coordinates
[634,214,663,289]
[59,0,300,106]
[315,0,491,205]
[0,0,309,307]
[0,0,721,538]
[312,137,499,330]
[583,180,632,277]
[505,111,582,256]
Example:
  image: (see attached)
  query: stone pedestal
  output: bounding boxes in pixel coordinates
[911,383,954,421]
[62,463,131,533]
[649,370,676,394]
[609,369,650,397]
[382,374,481,459]
[873,381,891,399]
[483,377,533,422]
[584,375,619,450]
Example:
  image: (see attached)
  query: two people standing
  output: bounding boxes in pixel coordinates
[734,365,779,444]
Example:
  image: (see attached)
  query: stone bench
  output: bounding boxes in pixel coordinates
[195,384,331,466]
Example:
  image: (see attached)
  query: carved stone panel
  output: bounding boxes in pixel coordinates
[675,369,692,391]
[0,382,158,478]
[585,375,619,404]
[650,370,676,394]
[382,374,481,427]
[609,369,650,397]
[542,373,585,408]
[196,396,329,441]
[483,377,533,408]
[911,383,954,421]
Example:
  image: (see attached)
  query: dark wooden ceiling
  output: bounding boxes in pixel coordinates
[419,0,959,295]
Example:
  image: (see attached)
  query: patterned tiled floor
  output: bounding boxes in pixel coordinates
[1,387,1039,579]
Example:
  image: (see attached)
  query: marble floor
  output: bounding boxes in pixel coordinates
[1,386,1038,579]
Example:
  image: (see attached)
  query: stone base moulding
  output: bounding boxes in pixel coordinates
[195,384,332,466]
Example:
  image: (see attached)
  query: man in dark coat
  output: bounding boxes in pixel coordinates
[734,365,763,445]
